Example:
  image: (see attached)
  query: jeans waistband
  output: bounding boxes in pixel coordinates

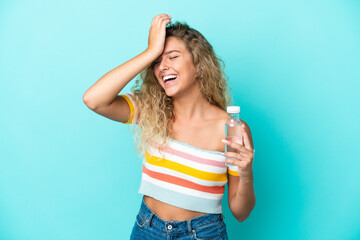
[138,198,225,233]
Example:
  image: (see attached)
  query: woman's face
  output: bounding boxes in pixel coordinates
[153,37,198,97]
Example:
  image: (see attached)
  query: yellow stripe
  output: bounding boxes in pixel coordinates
[145,152,228,182]
[228,169,239,176]
[120,94,134,124]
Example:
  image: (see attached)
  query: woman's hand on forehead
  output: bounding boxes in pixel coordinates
[147,14,172,58]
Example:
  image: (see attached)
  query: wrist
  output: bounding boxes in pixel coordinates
[239,173,254,185]
[239,171,253,182]
[144,47,161,59]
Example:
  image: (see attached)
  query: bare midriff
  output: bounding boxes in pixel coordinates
[143,196,206,221]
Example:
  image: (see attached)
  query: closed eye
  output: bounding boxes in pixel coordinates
[154,56,178,65]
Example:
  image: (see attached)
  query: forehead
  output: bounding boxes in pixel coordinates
[163,37,187,53]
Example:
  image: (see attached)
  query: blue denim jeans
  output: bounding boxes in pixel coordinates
[130,198,228,240]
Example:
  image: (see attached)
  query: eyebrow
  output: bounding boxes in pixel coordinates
[163,50,181,55]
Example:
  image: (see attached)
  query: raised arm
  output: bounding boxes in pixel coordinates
[82,14,172,122]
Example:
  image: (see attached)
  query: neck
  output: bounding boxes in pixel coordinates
[172,86,211,123]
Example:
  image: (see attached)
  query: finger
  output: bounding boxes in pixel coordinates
[224,158,239,166]
[241,123,253,152]
[222,139,252,155]
[161,16,172,26]
[160,18,172,28]
[154,15,163,26]
[152,14,165,26]
[224,152,247,161]
[153,18,170,30]
[154,14,171,26]
[156,13,171,18]
[225,158,248,169]
[151,16,157,26]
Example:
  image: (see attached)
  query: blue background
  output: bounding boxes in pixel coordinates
[1,0,359,239]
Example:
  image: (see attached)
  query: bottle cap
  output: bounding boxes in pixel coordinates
[227,106,240,113]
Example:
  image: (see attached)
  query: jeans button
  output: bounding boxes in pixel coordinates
[167,225,173,230]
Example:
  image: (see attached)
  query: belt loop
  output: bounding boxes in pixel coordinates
[147,213,154,227]
[187,219,192,232]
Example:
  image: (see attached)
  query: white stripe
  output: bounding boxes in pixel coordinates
[142,173,223,200]
[124,93,135,106]
[143,161,227,187]
[147,145,226,174]
[228,165,239,172]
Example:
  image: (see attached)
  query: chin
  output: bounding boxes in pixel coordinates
[164,91,176,97]
[163,86,178,97]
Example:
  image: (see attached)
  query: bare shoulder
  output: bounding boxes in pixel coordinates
[208,106,228,152]
[208,105,227,126]
[211,106,253,149]
[210,105,251,128]
[213,106,228,121]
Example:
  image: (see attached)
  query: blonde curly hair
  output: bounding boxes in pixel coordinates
[129,21,233,159]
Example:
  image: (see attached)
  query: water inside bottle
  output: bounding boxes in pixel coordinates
[225,122,243,167]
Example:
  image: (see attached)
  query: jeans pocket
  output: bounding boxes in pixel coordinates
[135,212,147,228]
[193,221,224,240]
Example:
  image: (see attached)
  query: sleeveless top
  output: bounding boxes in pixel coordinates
[120,93,239,213]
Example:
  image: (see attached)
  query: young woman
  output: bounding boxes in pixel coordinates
[83,14,255,240]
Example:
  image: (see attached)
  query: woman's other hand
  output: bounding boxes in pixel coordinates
[146,14,172,57]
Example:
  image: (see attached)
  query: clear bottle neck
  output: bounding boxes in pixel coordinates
[228,112,240,122]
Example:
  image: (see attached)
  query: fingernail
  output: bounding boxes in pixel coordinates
[222,139,229,144]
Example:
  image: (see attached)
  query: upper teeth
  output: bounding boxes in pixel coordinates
[163,75,177,81]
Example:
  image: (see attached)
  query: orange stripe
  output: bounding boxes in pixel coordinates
[120,94,134,124]
[142,165,225,194]
[228,169,239,176]
[145,152,228,182]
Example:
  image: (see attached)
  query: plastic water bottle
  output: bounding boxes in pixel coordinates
[225,106,243,167]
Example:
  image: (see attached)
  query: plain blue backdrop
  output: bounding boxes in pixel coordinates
[1,0,359,239]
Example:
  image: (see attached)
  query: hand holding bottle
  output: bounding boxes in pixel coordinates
[146,14,172,57]
[222,123,255,179]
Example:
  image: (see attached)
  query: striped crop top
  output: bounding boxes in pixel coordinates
[120,93,239,213]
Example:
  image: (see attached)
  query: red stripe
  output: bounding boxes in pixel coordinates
[142,165,225,194]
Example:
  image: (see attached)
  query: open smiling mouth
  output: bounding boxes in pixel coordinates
[163,74,178,87]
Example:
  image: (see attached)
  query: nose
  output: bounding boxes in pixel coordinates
[159,60,169,72]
